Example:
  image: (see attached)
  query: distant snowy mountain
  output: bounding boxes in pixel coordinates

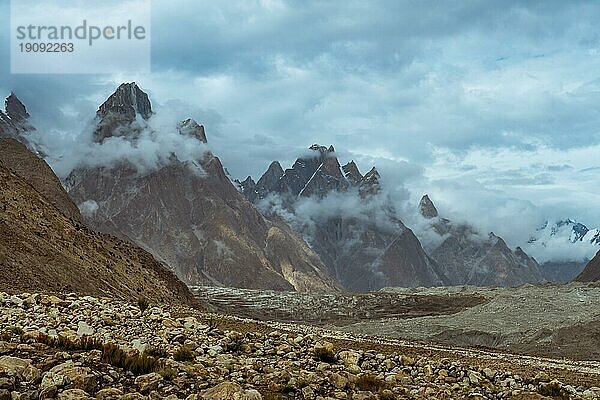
[527,219,600,254]
[524,219,600,283]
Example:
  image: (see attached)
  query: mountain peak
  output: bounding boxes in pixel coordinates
[177,118,207,143]
[359,167,381,197]
[342,160,363,185]
[419,195,439,219]
[94,83,153,143]
[5,93,30,122]
[309,144,335,156]
[98,82,152,120]
[265,161,284,178]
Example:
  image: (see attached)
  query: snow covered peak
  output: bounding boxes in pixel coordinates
[524,219,600,264]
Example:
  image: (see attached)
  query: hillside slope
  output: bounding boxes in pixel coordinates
[575,250,600,282]
[0,137,83,224]
[0,165,196,307]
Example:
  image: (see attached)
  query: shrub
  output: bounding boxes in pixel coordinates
[158,368,177,381]
[355,374,386,392]
[143,345,169,359]
[124,354,161,376]
[102,343,161,375]
[223,332,245,353]
[173,346,194,362]
[137,296,149,313]
[538,382,570,399]
[313,346,336,364]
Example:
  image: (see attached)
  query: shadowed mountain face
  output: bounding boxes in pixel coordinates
[241,145,449,291]
[576,251,600,282]
[0,144,196,307]
[67,83,337,292]
[419,195,545,287]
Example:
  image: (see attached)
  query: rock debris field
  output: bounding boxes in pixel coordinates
[1,291,600,399]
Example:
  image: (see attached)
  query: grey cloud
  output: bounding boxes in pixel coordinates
[2,1,600,262]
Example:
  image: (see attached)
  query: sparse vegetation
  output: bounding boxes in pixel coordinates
[173,346,194,362]
[7,326,23,335]
[143,345,169,359]
[355,374,387,392]
[36,334,161,375]
[313,346,337,364]
[538,381,571,399]
[102,343,162,375]
[137,296,149,313]
[158,367,177,381]
[37,333,102,351]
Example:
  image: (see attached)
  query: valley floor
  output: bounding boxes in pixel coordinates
[193,283,600,362]
[1,290,599,399]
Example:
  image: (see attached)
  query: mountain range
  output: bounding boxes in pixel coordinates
[418,195,545,286]
[2,82,600,294]
[66,83,337,292]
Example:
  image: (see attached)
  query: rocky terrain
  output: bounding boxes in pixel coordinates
[0,138,83,224]
[2,291,600,399]
[67,83,337,292]
[193,283,600,363]
[0,165,195,307]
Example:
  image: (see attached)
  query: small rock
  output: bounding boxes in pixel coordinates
[135,373,163,393]
[57,389,92,400]
[76,322,94,337]
[96,388,123,400]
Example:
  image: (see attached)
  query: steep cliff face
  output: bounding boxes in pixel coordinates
[419,195,545,287]
[243,145,449,291]
[67,83,337,292]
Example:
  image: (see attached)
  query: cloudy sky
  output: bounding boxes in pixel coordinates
[2,0,600,249]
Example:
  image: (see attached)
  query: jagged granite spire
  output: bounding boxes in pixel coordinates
[419,195,439,219]
[0,92,36,151]
[94,82,152,143]
[5,93,30,122]
[177,118,207,143]
[342,161,363,185]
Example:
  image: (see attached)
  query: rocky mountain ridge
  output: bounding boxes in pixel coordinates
[241,145,449,291]
[67,83,338,292]
[418,195,545,287]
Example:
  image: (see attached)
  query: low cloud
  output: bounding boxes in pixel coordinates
[28,98,213,179]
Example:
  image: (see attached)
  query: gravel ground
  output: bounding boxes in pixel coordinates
[194,283,600,362]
